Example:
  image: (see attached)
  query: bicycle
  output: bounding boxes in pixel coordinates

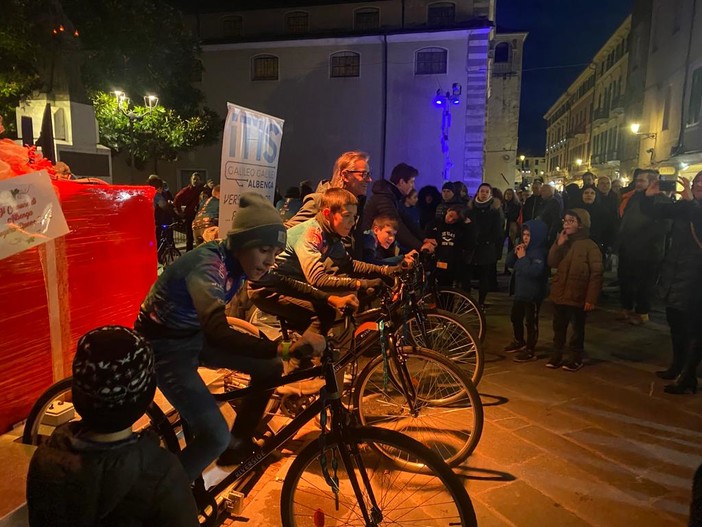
[23,317,478,527]
[157,222,182,267]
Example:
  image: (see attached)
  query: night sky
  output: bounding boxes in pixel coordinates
[496,0,633,155]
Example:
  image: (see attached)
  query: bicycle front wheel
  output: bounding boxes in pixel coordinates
[280,426,477,527]
[407,310,485,386]
[425,288,486,342]
[353,347,483,470]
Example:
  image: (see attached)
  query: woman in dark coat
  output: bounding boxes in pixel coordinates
[503,188,522,273]
[579,185,609,254]
[469,183,503,308]
[417,185,441,230]
[640,173,702,395]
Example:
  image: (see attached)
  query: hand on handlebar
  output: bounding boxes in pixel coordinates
[401,250,418,270]
[358,278,385,295]
[420,240,436,254]
[328,294,359,315]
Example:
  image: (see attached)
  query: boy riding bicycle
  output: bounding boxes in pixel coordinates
[135,193,357,480]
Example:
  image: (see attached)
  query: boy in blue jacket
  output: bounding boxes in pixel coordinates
[504,219,549,362]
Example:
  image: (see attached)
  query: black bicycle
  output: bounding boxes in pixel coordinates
[157,222,182,267]
[23,319,478,527]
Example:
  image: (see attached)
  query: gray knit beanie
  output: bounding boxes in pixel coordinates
[72,326,156,433]
[226,193,287,251]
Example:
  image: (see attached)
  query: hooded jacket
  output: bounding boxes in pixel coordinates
[361,179,425,251]
[506,219,549,302]
[26,422,197,527]
[547,208,603,307]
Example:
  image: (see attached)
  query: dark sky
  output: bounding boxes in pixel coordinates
[496,0,633,155]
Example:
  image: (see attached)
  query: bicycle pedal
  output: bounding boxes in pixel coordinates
[224,490,245,516]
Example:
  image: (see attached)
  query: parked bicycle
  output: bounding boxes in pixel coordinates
[157,221,182,267]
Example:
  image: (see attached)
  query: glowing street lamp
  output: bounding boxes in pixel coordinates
[630,122,641,134]
[113,90,159,180]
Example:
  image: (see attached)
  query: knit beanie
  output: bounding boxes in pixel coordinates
[72,326,156,434]
[566,208,591,229]
[226,193,287,251]
[442,182,454,191]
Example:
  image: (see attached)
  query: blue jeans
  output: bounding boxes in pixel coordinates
[151,332,283,481]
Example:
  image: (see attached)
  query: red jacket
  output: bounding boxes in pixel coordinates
[174,184,203,218]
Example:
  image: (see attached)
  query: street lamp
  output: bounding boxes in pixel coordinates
[629,122,656,139]
[576,158,583,167]
[113,90,159,181]
[519,155,526,174]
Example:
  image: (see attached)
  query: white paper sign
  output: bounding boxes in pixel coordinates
[219,103,284,235]
[0,171,70,260]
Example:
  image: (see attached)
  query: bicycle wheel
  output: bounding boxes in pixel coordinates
[406,310,484,386]
[425,287,486,342]
[22,377,179,453]
[353,347,483,470]
[280,426,477,527]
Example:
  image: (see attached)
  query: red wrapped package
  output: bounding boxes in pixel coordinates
[0,180,157,432]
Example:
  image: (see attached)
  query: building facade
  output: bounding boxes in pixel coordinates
[136,0,496,193]
[484,29,528,190]
[544,16,631,184]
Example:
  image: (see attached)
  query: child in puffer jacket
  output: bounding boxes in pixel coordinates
[547,208,603,372]
[504,219,549,362]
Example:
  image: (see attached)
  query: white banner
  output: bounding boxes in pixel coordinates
[219,103,284,235]
[0,171,69,261]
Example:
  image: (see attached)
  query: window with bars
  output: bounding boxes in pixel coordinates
[251,55,279,81]
[286,11,309,33]
[494,42,510,63]
[222,16,243,37]
[330,51,360,78]
[428,2,455,26]
[415,47,447,75]
[354,8,380,30]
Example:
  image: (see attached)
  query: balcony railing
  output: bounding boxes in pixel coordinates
[492,62,516,76]
[610,95,625,115]
[593,107,609,124]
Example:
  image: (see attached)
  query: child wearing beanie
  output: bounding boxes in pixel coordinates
[26,326,198,527]
[135,192,357,479]
[546,209,603,371]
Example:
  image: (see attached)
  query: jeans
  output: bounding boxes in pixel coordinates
[552,303,587,361]
[511,300,541,351]
[151,332,283,481]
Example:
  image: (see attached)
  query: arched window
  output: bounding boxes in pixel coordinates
[428,2,455,26]
[354,7,380,30]
[286,11,309,33]
[251,55,279,81]
[415,47,447,75]
[330,51,360,78]
[222,15,242,37]
[494,42,510,63]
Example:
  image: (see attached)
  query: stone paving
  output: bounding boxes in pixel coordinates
[220,286,702,526]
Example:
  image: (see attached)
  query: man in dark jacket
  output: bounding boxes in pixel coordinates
[361,162,435,253]
[174,173,204,251]
[286,150,371,258]
[522,176,544,223]
[617,168,671,325]
[27,326,199,527]
[535,183,562,246]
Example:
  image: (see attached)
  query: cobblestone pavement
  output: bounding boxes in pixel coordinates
[220,285,702,526]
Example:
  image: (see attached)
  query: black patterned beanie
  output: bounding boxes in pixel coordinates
[72,326,156,433]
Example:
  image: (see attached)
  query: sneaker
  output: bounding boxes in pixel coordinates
[562,360,584,372]
[513,350,537,363]
[616,309,632,321]
[628,313,649,326]
[546,356,562,369]
[503,340,526,353]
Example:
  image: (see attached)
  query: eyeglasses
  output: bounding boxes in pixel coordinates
[346,170,372,179]
[562,218,578,225]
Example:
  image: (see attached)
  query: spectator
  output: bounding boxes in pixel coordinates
[192,185,220,245]
[641,173,702,394]
[427,205,475,290]
[417,185,442,230]
[147,175,175,244]
[582,171,595,188]
[363,215,404,265]
[580,185,609,254]
[536,184,562,246]
[505,219,549,362]
[26,326,198,527]
[276,186,302,221]
[564,183,582,209]
[287,150,372,259]
[522,177,544,223]
[617,168,671,325]
[469,183,502,308]
[403,188,421,231]
[454,181,470,205]
[299,180,314,201]
[503,188,522,261]
[362,162,435,253]
[611,178,623,198]
[436,182,461,223]
[174,173,204,251]
[547,209,603,371]
[491,188,506,287]
[200,178,215,204]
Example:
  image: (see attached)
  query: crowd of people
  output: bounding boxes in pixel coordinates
[25,152,702,526]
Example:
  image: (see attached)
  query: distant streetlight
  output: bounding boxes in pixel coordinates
[113,90,159,180]
[576,158,583,167]
[519,155,526,162]
[630,122,641,134]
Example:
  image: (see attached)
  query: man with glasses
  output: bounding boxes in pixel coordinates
[287,151,372,258]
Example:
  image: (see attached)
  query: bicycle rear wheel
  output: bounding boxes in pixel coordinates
[280,426,477,527]
[406,310,484,386]
[353,347,483,470]
[425,287,486,342]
